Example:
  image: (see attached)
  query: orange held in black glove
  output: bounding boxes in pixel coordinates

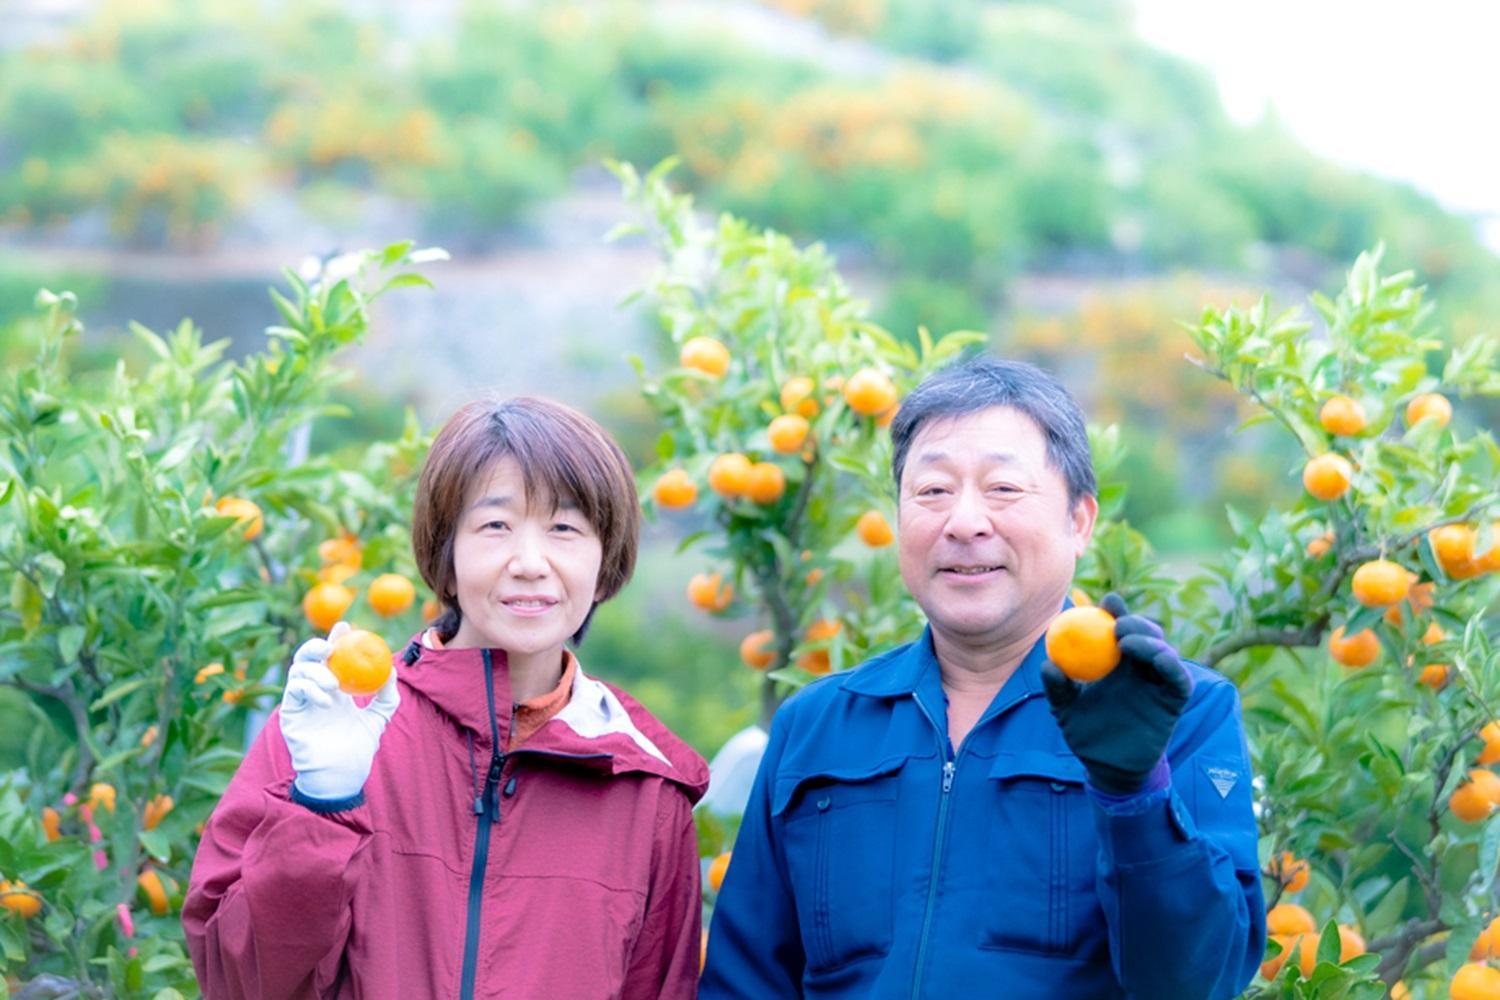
[1041,594,1193,795]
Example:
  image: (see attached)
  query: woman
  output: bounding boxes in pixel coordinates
[184,397,709,999]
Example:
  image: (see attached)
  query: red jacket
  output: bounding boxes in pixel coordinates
[184,638,709,999]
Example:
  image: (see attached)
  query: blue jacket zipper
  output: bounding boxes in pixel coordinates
[910,695,960,1000]
[459,649,505,1000]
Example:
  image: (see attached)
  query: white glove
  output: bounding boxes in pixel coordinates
[280,621,401,803]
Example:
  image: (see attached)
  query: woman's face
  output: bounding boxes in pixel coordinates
[446,457,604,656]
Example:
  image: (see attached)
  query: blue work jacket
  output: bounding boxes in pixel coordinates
[700,624,1265,999]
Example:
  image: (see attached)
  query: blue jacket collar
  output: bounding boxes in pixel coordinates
[841,624,1049,707]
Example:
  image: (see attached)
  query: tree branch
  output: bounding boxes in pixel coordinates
[9,677,92,791]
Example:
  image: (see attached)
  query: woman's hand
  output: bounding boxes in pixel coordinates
[280,621,401,803]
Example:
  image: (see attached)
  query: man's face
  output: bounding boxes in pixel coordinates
[897,406,1097,652]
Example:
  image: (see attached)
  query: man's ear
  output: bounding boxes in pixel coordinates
[1069,494,1099,557]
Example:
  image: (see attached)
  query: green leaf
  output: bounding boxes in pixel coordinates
[91,677,151,711]
[1480,813,1500,892]
[57,624,85,663]
[138,828,172,862]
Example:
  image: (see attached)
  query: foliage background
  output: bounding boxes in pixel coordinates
[1,1,1498,997]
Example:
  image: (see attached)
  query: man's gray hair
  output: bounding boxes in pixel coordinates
[890,357,1096,507]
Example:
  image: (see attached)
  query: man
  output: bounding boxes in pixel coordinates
[700,358,1264,999]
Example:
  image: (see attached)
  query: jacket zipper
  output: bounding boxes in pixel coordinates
[910,695,961,1000]
[459,649,506,1000]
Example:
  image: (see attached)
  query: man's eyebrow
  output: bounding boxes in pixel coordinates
[910,450,1019,465]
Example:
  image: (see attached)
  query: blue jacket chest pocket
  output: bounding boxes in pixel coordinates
[980,752,1104,958]
[772,759,905,974]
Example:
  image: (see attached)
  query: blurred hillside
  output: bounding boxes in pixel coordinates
[2,0,1496,750]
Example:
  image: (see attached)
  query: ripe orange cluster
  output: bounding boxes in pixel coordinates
[1258,903,1364,981]
[649,367,902,522]
[1302,391,1457,503]
[300,533,424,634]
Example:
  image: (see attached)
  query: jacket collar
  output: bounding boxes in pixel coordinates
[840,619,1054,713]
[396,633,708,803]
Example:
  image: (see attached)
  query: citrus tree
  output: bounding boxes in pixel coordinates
[618,159,985,730]
[0,243,443,997]
[619,164,1500,998]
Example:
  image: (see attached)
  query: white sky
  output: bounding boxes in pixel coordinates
[1131,0,1500,251]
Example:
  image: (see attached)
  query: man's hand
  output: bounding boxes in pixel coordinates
[280,621,401,802]
[1040,594,1192,796]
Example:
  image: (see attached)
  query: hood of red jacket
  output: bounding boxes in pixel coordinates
[395,635,709,804]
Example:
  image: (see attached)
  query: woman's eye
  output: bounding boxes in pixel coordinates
[483,520,508,531]
[552,522,579,533]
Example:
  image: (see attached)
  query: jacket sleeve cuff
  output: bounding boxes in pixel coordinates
[290,780,367,814]
[1091,787,1198,866]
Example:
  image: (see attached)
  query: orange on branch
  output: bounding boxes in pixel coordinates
[856,510,894,547]
[780,376,819,418]
[1452,962,1500,1000]
[1328,626,1379,668]
[746,462,786,504]
[707,454,753,499]
[1302,454,1353,501]
[368,573,416,617]
[1450,769,1500,823]
[1318,395,1367,436]
[0,881,42,919]
[844,368,897,416]
[1419,663,1450,689]
[798,620,843,674]
[1385,579,1435,626]
[89,782,116,814]
[1405,392,1452,430]
[1351,560,1412,607]
[137,869,170,916]
[768,415,810,454]
[215,496,263,541]
[1432,524,1479,577]
[680,336,731,378]
[652,468,698,509]
[739,630,776,670]
[41,807,60,842]
[687,573,734,613]
[1306,530,1334,558]
[143,794,173,831]
[707,852,732,892]
[1045,606,1121,682]
[1267,903,1316,937]
[1480,722,1500,766]
[1269,852,1310,893]
[327,629,394,697]
[318,534,362,571]
[304,582,356,633]
[1472,916,1500,960]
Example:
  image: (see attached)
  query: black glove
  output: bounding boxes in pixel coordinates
[1040,593,1193,796]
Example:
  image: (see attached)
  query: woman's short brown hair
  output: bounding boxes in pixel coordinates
[411,396,640,644]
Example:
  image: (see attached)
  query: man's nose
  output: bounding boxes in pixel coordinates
[943,485,992,541]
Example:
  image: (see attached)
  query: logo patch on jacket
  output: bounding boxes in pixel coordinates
[1206,766,1239,799]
